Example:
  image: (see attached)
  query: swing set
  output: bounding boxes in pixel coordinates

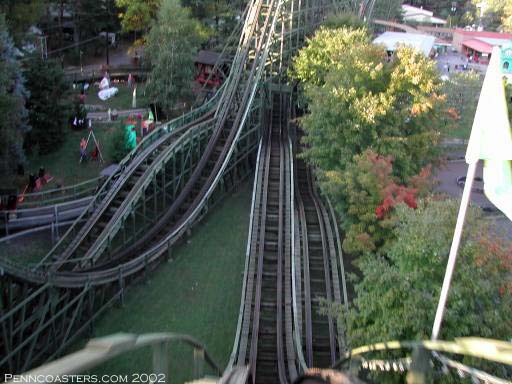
[80,123,104,164]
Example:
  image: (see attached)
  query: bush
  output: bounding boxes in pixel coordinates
[24,56,72,155]
[110,121,130,163]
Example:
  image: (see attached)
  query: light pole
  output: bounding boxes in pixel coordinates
[476,1,488,30]
[105,31,109,67]
[450,2,457,29]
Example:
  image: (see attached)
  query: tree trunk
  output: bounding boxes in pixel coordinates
[74,0,80,57]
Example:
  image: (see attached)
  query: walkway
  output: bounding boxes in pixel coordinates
[435,150,512,237]
[87,108,150,122]
[436,52,488,76]
[64,42,137,74]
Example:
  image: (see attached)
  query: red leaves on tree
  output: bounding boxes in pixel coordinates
[475,236,512,296]
[366,153,424,220]
[375,184,418,219]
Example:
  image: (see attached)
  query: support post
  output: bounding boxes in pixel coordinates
[54,205,60,240]
[406,346,431,384]
[4,211,9,237]
[118,268,124,306]
[144,255,148,282]
[431,161,478,340]
[193,348,205,379]
[167,243,172,262]
[152,341,169,383]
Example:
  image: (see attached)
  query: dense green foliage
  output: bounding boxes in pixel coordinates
[292,26,445,181]
[291,25,446,255]
[471,0,512,31]
[145,0,206,114]
[409,0,512,31]
[109,121,130,163]
[77,0,119,41]
[24,56,72,155]
[116,0,160,33]
[371,0,403,21]
[0,14,30,177]
[292,24,511,372]
[322,12,368,30]
[346,199,512,348]
[442,72,483,139]
[0,0,46,42]
[183,0,245,38]
[324,150,430,255]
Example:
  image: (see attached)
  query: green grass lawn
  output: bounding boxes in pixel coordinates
[0,230,54,265]
[85,82,149,111]
[445,123,471,140]
[82,183,252,382]
[10,124,119,191]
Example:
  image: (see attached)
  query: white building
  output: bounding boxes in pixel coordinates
[373,32,436,57]
[402,4,447,26]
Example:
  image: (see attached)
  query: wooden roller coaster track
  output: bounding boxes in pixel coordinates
[1,0,364,377]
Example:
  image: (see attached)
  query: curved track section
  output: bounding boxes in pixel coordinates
[40,0,279,274]
[45,113,217,271]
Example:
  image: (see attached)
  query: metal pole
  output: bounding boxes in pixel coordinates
[431,161,478,340]
[54,205,60,240]
[105,32,109,66]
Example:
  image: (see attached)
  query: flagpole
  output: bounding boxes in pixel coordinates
[431,160,478,340]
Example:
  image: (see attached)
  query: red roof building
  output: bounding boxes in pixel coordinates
[462,39,493,54]
[453,29,512,64]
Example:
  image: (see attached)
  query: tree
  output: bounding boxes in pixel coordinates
[0,0,46,43]
[145,0,206,115]
[110,121,131,162]
[0,14,30,178]
[323,150,431,256]
[322,12,368,30]
[468,0,512,31]
[76,0,119,41]
[181,0,245,40]
[344,200,512,373]
[291,27,445,182]
[24,56,72,155]
[370,0,403,21]
[503,1,512,32]
[115,0,160,47]
[442,72,483,139]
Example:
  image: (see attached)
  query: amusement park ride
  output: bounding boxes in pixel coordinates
[0,1,510,383]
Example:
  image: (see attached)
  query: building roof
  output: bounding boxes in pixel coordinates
[477,37,512,47]
[373,32,436,56]
[402,4,446,25]
[455,29,512,40]
[195,50,221,66]
[462,39,493,54]
[402,4,433,18]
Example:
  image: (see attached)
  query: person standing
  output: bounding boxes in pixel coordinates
[80,137,88,162]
